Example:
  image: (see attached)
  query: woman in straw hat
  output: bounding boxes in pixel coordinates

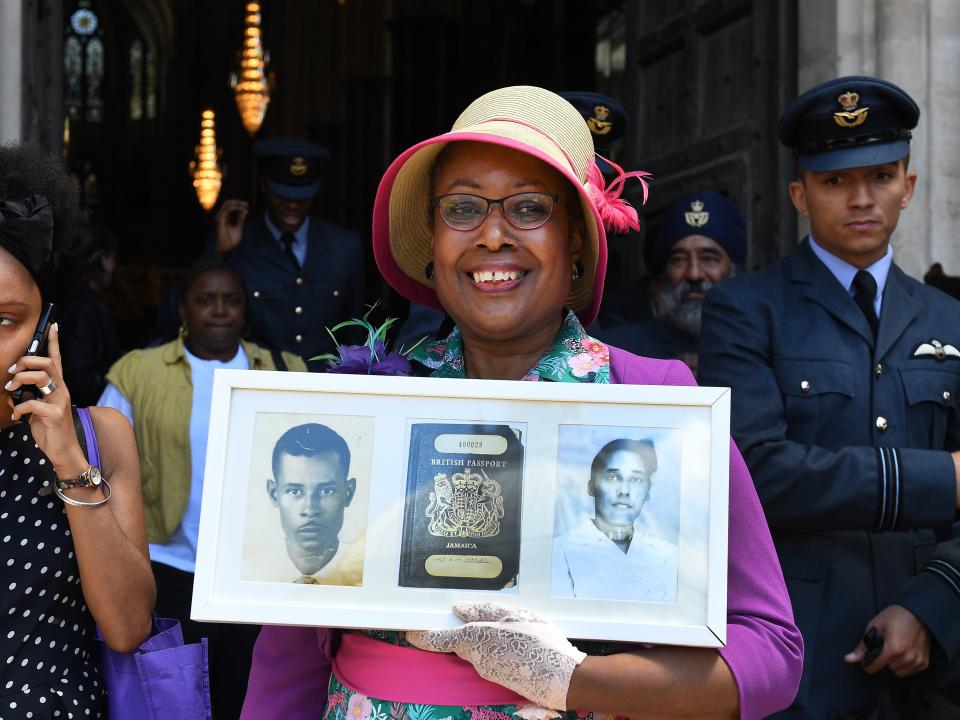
[241,87,802,720]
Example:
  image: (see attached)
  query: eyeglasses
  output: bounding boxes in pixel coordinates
[432,192,559,231]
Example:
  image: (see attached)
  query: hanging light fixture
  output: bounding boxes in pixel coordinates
[230,2,271,136]
[189,109,223,211]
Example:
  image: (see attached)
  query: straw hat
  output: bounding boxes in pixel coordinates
[373,85,647,326]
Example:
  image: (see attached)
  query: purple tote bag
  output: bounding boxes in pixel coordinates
[77,407,212,720]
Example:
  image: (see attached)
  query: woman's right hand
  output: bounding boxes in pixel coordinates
[7,323,90,481]
[405,602,586,711]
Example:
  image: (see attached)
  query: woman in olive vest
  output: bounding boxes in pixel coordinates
[99,260,306,718]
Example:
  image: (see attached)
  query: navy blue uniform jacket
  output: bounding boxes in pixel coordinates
[226,215,364,361]
[699,239,960,718]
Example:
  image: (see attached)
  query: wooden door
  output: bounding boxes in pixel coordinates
[605,0,798,276]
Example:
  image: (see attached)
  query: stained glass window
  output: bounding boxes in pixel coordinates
[63,2,105,125]
[129,40,143,120]
[145,48,157,120]
[70,7,97,35]
[84,37,104,123]
[64,36,83,121]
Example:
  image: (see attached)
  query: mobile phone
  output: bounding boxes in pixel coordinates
[11,302,56,407]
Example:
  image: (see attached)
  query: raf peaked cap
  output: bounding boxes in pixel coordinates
[778,76,919,172]
[559,91,628,146]
[559,91,627,177]
[254,137,330,199]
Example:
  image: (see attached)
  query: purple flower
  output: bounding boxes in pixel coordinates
[370,353,411,376]
[325,343,412,376]
[326,344,374,374]
[316,304,418,377]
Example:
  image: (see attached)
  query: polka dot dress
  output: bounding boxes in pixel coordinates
[0,427,105,719]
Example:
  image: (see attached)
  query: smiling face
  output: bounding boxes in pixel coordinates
[789,161,917,268]
[430,142,583,345]
[264,187,314,233]
[178,268,245,360]
[589,448,652,532]
[268,450,356,574]
[0,248,42,419]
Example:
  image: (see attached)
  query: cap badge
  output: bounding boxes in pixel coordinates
[684,199,710,228]
[912,339,960,362]
[833,91,869,128]
[587,104,613,136]
[289,157,308,176]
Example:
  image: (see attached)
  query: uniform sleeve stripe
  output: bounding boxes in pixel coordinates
[926,558,960,587]
[890,447,901,530]
[876,447,889,532]
[924,566,960,600]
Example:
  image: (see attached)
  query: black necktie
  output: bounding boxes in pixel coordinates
[852,270,879,337]
[280,232,300,270]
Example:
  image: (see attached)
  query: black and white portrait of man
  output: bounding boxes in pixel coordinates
[241,414,372,586]
[552,427,680,602]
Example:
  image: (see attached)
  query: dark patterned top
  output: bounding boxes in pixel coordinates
[0,425,105,719]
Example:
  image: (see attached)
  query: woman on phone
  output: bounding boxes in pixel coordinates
[0,145,155,719]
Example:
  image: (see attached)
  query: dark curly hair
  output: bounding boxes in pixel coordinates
[0,143,85,245]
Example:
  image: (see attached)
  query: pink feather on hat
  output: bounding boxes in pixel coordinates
[585,156,651,235]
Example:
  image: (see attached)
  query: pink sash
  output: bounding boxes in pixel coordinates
[332,632,526,706]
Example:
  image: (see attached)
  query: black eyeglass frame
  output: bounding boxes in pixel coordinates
[431,192,560,232]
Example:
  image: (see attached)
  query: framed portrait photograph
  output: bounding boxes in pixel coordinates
[192,371,730,647]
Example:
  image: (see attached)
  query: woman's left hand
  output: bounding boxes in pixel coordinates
[7,324,88,477]
[406,602,586,711]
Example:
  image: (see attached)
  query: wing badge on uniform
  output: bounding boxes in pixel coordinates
[912,339,960,362]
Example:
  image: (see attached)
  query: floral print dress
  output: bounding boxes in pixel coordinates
[324,311,621,720]
[408,310,610,384]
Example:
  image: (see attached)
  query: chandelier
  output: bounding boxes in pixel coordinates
[231,2,271,136]
[189,109,223,211]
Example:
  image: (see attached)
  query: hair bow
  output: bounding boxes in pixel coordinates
[0,195,54,279]
[585,157,651,235]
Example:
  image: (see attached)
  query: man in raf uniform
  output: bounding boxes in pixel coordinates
[599,190,745,375]
[214,138,364,363]
[700,76,960,718]
[559,92,656,330]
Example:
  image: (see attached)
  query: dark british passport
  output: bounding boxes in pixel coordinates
[398,423,524,590]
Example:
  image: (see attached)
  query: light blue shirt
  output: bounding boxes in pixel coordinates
[264,212,309,267]
[98,345,249,573]
[808,235,892,317]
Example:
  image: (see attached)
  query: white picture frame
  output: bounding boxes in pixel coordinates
[192,370,730,647]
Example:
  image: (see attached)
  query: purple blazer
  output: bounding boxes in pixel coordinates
[241,349,803,720]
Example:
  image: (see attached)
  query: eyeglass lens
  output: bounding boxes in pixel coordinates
[436,192,556,230]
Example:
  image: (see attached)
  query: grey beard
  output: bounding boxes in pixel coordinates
[657,280,712,338]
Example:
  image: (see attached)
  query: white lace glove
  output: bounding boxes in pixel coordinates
[405,602,586,713]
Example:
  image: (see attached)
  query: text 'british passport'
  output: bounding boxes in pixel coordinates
[399,423,524,590]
